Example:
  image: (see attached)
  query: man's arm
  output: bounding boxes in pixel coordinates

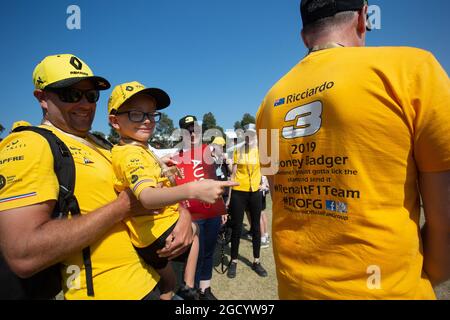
[419,170,450,286]
[0,189,142,278]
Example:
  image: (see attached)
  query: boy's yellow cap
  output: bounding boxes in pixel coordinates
[107,81,170,114]
[32,54,110,90]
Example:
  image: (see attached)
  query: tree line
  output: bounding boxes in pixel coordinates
[0,112,255,147]
[106,112,256,148]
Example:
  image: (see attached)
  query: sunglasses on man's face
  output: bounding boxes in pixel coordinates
[115,110,162,123]
[47,87,100,103]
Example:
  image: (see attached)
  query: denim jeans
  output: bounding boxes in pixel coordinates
[194,215,221,285]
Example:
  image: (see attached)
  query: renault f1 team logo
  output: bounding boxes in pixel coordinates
[70,56,83,70]
[0,175,5,190]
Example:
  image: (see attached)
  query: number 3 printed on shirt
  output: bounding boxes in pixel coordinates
[282,100,323,139]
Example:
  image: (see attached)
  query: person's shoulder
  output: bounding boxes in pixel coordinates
[0,129,50,153]
[112,144,146,160]
[357,46,434,62]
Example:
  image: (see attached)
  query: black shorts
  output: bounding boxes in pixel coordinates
[134,221,190,270]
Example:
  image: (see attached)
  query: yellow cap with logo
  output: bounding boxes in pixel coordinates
[10,120,32,132]
[32,54,110,90]
[107,81,170,114]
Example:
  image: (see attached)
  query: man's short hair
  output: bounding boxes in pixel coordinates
[302,10,357,35]
[301,0,366,26]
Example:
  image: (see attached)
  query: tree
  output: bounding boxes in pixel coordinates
[233,113,255,130]
[201,112,225,143]
[150,112,175,148]
[202,112,217,133]
[202,112,224,134]
[241,113,255,128]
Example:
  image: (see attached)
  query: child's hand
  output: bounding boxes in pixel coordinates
[190,180,239,204]
[160,155,178,167]
[157,207,193,260]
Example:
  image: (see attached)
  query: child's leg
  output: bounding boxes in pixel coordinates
[157,263,177,300]
[183,223,199,288]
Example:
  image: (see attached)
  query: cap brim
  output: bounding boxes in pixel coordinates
[138,88,171,110]
[46,76,111,90]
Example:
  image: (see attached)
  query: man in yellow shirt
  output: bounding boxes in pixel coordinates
[0,54,193,299]
[256,0,449,299]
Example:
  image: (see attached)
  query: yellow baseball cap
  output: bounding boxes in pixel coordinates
[10,120,31,132]
[212,137,226,146]
[33,54,110,90]
[107,81,170,114]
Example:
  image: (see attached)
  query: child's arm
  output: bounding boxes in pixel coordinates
[139,179,238,210]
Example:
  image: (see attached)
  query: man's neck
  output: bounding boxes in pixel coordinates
[307,28,362,50]
[42,120,88,138]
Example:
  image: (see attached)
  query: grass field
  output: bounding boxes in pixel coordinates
[206,197,449,300]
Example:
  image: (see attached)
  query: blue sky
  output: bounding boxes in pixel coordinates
[0,0,448,138]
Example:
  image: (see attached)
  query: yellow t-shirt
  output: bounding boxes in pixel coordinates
[0,125,159,299]
[256,47,450,299]
[112,144,179,248]
[232,146,262,192]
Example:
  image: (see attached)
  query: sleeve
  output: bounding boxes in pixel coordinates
[0,132,59,211]
[116,150,159,199]
[411,52,450,172]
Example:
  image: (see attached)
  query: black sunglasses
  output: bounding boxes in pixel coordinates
[47,87,100,103]
[115,110,162,123]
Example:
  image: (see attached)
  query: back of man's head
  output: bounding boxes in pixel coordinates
[300,0,369,47]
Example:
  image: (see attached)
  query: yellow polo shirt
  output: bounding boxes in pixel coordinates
[232,146,261,192]
[112,144,179,248]
[256,47,450,299]
[0,125,159,300]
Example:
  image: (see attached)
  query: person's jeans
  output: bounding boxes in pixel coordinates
[195,215,221,285]
[229,190,262,260]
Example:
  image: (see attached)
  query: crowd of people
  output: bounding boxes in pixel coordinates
[0,0,448,300]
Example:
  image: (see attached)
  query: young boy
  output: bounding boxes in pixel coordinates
[108,81,235,300]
